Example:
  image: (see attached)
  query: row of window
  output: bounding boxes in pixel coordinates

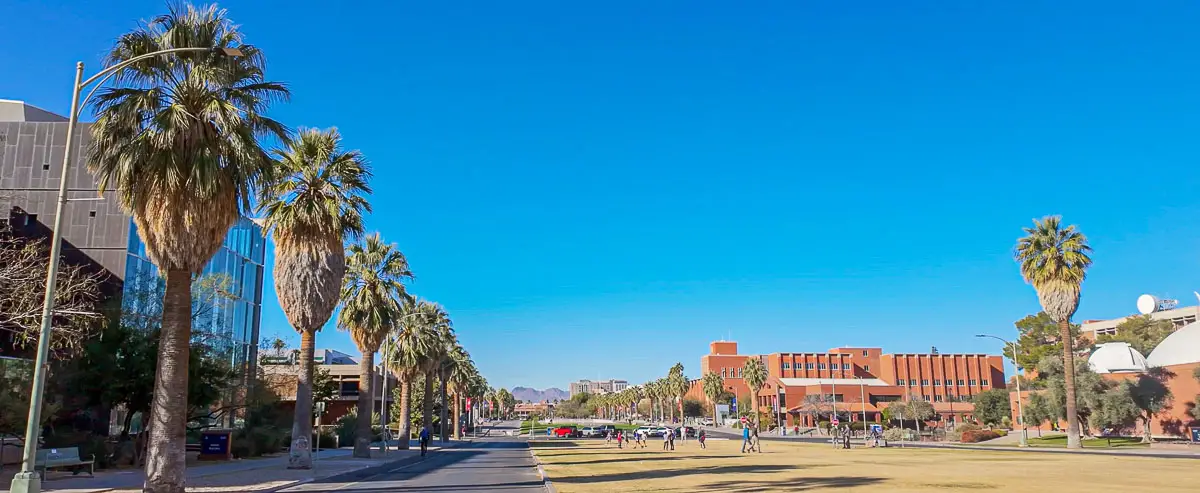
[903,379,988,387]
[721,368,743,378]
[915,394,974,403]
[782,362,854,370]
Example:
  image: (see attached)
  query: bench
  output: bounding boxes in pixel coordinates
[34,447,94,478]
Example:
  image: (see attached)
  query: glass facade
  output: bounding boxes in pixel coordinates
[122,217,267,369]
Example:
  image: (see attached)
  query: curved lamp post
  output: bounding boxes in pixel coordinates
[10,46,243,493]
[975,334,1028,447]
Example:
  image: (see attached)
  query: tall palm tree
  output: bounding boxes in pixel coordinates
[388,299,434,449]
[87,5,287,490]
[668,363,689,424]
[437,341,466,442]
[742,358,768,425]
[339,233,412,458]
[702,371,725,423]
[416,302,453,438]
[448,351,477,439]
[1015,215,1092,449]
[262,127,371,468]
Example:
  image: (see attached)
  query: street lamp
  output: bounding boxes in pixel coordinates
[975,334,1027,447]
[10,46,243,493]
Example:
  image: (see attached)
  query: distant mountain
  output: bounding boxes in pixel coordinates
[511,386,569,403]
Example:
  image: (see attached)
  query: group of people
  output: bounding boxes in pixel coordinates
[605,428,707,451]
[740,423,761,453]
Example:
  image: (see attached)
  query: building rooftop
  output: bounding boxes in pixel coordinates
[1087,342,1148,374]
[1146,321,1200,368]
[0,99,68,122]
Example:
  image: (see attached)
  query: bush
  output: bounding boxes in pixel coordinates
[995,429,1008,437]
[848,421,868,432]
[947,423,982,442]
[232,426,286,458]
[817,420,830,432]
[960,430,1002,443]
[882,427,906,441]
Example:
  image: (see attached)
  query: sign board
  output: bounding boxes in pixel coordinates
[1190,427,1200,443]
[199,429,232,461]
[870,424,883,434]
[740,417,747,424]
[831,418,840,426]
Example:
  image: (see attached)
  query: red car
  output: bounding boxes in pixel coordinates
[552,425,581,438]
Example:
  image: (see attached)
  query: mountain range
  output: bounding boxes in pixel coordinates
[512,386,569,403]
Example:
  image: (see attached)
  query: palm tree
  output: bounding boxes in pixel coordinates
[261,127,371,468]
[742,358,768,425]
[339,233,412,458]
[416,302,453,438]
[388,299,434,449]
[447,351,477,439]
[437,341,466,442]
[702,371,724,423]
[1015,215,1092,449]
[87,5,288,490]
[669,364,690,424]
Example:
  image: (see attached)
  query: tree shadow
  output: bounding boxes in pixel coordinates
[551,464,807,484]
[528,440,580,448]
[698,476,885,492]
[550,454,742,466]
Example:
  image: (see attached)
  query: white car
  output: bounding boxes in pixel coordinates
[700,418,714,426]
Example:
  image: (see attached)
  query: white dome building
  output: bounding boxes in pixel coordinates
[1087,342,1148,374]
[1146,321,1200,368]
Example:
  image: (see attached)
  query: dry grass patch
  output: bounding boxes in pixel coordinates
[532,439,1199,492]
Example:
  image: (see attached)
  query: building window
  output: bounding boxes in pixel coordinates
[957,380,965,386]
[933,380,941,386]
[862,350,868,356]
[722,368,727,378]
[908,379,916,386]
[921,379,929,386]
[863,365,869,372]
[806,363,814,370]
[842,363,851,370]
[340,381,360,396]
[738,368,743,378]
[945,379,952,386]
[969,379,976,386]
[923,395,931,402]
[818,363,826,370]
[981,379,989,386]
[934,395,944,402]
[783,362,791,370]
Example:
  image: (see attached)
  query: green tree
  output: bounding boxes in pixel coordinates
[388,299,433,448]
[1089,383,1139,434]
[741,358,768,424]
[339,233,412,457]
[86,5,288,487]
[1015,215,1093,449]
[1191,367,1200,422]
[1012,312,1089,375]
[1097,315,1176,356]
[261,127,372,469]
[1025,392,1054,437]
[702,371,725,422]
[682,398,705,418]
[1125,369,1173,443]
[1039,354,1112,436]
[668,363,689,422]
[971,389,1013,427]
[886,400,935,433]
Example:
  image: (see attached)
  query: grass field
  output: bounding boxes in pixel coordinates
[518,421,640,434]
[532,438,1199,492]
[1024,435,1148,448]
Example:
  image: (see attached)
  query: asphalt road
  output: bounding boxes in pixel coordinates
[281,425,545,492]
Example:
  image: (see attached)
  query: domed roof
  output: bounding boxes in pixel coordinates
[1146,321,1200,367]
[1087,342,1148,374]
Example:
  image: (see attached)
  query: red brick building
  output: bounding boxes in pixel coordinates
[688,341,1006,428]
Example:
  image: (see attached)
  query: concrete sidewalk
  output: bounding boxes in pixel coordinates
[16,440,467,493]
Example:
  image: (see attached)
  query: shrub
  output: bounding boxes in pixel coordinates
[883,427,905,441]
[994,429,1008,437]
[960,430,1002,443]
[817,420,831,432]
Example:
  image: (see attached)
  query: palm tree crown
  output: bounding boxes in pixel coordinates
[1015,215,1093,322]
[339,233,413,350]
[261,128,371,243]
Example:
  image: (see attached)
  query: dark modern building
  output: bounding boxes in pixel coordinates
[0,99,266,369]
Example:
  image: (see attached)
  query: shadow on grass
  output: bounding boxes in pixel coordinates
[552,464,805,484]
[549,454,743,466]
[699,476,885,492]
[529,440,581,448]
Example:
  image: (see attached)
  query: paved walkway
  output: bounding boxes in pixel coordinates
[9,440,465,493]
[276,439,544,492]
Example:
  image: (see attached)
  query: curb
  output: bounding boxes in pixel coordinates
[529,448,557,493]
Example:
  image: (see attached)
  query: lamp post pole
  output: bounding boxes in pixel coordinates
[976,334,1027,447]
[10,47,239,493]
[858,376,867,432]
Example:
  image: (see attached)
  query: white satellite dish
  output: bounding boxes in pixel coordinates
[1137,294,1177,314]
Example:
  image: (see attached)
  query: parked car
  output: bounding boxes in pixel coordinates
[634,426,656,437]
[595,425,617,435]
[579,427,604,438]
[675,426,697,438]
[552,425,581,438]
[700,418,714,426]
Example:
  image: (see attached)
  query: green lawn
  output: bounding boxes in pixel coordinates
[1025,435,1148,448]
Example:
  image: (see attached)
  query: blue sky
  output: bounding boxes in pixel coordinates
[5,1,1200,390]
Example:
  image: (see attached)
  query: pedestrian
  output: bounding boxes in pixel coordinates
[794,425,800,435]
[662,428,671,450]
[605,430,612,446]
[842,426,851,450]
[669,428,676,450]
[618,431,625,449]
[639,430,647,448]
[698,429,707,449]
[419,425,431,457]
[741,424,752,453]
[751,424,761,453]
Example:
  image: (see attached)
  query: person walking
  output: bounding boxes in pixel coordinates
[616,431,624,449]
[419,425,431,457]
[751,424,761,453]
[605,430,612,446]
[669,428,676,450]
[741,424,752,453]
[662,429,671,450]
[698,429,707,449]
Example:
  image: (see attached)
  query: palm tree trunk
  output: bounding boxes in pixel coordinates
[439,372,450,442]
[353,352,374,458]
[422,369,435,436]
[398,378,412,450]
[144,268,192,493]
[288,328,316,469]
[453,393,462,440]
[1059,319,1082,449]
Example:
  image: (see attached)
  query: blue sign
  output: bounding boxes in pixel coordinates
[201,432,229,455]
[730,397,737,412]
[1190,427,1200,443]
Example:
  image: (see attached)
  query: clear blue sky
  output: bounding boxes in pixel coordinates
[5,1,1200,391]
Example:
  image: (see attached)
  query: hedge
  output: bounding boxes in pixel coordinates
[960,430,1002,443]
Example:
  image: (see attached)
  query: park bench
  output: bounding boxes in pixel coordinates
[34,447,94,478]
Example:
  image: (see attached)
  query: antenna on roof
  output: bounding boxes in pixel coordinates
[1137,294,1178,314]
